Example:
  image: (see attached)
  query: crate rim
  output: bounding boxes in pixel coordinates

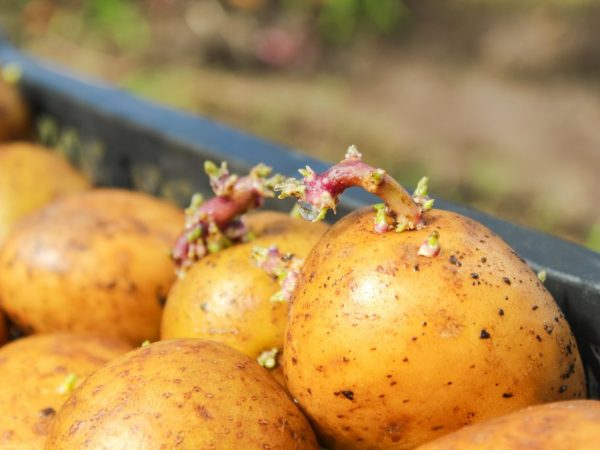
[0,39,599,350]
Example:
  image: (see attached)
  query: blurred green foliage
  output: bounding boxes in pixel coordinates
[317,0,411,44]
[587,222,600,252]
[83,0,150,52]
[8,0,151,53]
[457,0,597,7]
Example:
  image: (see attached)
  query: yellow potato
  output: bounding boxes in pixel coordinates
[416,400,600,450]
[0,333,132,449]
[285,208,586,450]
[0,189,184,344]
[161,211,328,358]
[0,143,90,243]
[0,78,30,142]
[46,339,319,449]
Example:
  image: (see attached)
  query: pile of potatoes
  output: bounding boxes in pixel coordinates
[0,67,597,450]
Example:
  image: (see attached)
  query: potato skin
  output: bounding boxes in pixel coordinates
[161,211,327,358]
[0,333,131,449]
[0,189,184,344]
[285,208,586,450]
[46,339,320,450]
[416,400,600,450]
[0,79,30,142]
[0,143,90,243]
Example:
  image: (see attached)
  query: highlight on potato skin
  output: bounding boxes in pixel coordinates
[281,149,587,450]
[415,400,600,450]
[45,339,320,450]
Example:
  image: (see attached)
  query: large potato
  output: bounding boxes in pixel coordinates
[46,339,319,449]
[416,400,600,450]
[0,143,90,243]
[285,208,586,450]
[0,189,184,344]
[0,77,30,142]
[161,211,327,359]
[0,333,132,449]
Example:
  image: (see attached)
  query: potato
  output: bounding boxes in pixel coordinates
[161,211,328,358]
[0,143,90,243]
[46,339,319,449]
[285,208,586,450]
[0,77,30,142]
[0,333,132,449]
[0,189,184,344]
[416,400,600,450]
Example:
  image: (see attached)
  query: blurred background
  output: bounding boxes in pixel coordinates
[1,0,599,251]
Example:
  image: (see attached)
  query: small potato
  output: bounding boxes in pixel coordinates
[161,211,328,358]
[0,143,90,243]
[0,78,30,142]
[0,333,132,449]
[0,189,184,344]
[416,400,600,450]
[46,339,319,450]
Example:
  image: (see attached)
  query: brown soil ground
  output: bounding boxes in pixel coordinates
[2,2,599,249]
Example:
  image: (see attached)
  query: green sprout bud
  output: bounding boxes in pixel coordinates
[344,145,362,160]
[413,176,429,198]
[188,193,204,210]
[2,63,22,84]
[37,116,60,147]
[251,246,269,265]
[186,226,202,243]
[274,268,288,283]
[242,231,256,242]
[537,270,547,283]
[263,173,285,192]
[423,198,435,211]
[57,373,78,395]
[270,291,287,303]
[204,160,219,177]
[370,168,386,185]
[250,163,272,178]
[206,241,220,254]
[141,340,151,347]
[298,166,316,181]
[395,216,409,233]
[313,207,329,222]
[276,178,306,199]
[418,230,441,257]
[374,203,390,230]
[427,230,439,247]
[257,348,279,369]
[207,239,229,254]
